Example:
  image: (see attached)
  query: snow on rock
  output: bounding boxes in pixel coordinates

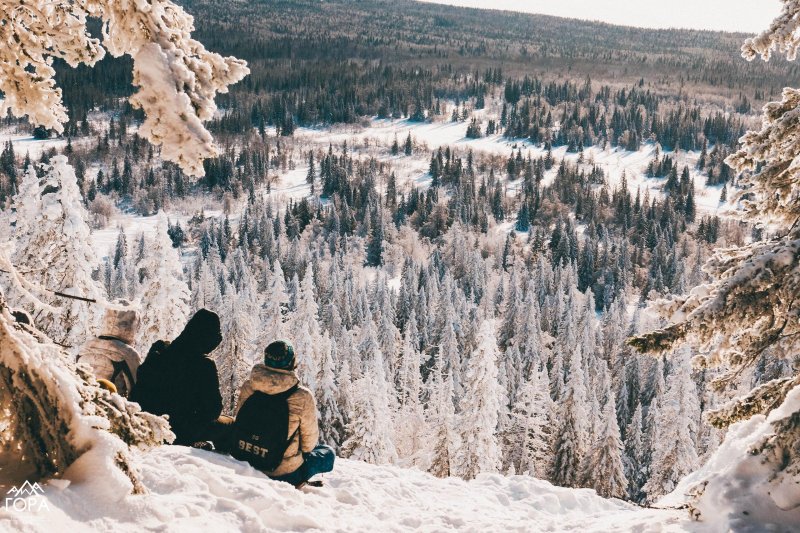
[660,386,800,531]
[1,446,691,532]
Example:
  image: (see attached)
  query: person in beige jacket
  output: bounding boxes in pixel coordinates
[235,340,335,485]
[77,302,141,397]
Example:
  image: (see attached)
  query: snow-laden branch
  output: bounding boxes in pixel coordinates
[0,0,249,176]
[742,0,800,61]
[630,1,800,427]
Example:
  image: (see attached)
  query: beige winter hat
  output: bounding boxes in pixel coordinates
[99,300,139,345]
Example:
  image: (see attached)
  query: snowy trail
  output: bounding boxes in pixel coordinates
[1,446,694,532]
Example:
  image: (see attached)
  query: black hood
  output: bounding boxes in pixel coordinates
[172,309,222,356]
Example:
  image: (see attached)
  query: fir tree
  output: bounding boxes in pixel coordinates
[508,363,555,478]
[10,157,104,347]
[342,319,397,465]
[582,400,628,498]
[552,346,589,487]
[457,319,503,480]
[642,349,699,503]
[136,216,191,354]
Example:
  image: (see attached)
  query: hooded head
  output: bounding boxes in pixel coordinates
[99,301,139,345]
[173,309,222,356]
[263,340,296,371]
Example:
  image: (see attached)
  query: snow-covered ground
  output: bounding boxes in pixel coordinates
[291,118,735,219]
[0,133,68,160]
[0,446,693,533]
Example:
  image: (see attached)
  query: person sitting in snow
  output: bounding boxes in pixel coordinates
[130,309,232,447]
[77,301,141,397]
[232,340,335,487]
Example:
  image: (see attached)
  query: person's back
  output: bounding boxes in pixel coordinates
[77,302,141,397]
[130,309,226,446]
[234,341,334,485]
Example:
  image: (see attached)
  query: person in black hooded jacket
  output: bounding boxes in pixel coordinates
[130,309,230,447]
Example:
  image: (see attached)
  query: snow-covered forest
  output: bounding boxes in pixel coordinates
[1,0,799,531]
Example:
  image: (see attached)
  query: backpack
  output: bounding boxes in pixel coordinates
[231,385,299,472]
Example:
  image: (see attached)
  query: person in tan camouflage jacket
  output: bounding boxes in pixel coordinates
[235,340,335,486]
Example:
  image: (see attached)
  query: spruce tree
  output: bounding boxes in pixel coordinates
[292,263,322,390]
[642,349,699,503]
[136,216,191,354]
[342,319,397,465]
[427,359,460,478]
[10,157,104,347]
[583,400,628,499]
[317,333,344,449]
[552,346,589,487]
[509,363,555,479]
[457,319,503,480]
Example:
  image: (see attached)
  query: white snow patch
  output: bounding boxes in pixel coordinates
[1,446,693,532]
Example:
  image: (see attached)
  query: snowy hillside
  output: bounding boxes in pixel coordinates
[0,445,689,533]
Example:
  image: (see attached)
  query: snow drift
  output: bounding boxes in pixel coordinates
[661,386,800,531]
[0,445,688,532]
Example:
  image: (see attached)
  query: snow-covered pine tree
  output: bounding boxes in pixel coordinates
[629,2,800,506]
[508,362,555,479]
[1,0,248,175]
[317,333,344,449]
[426,361,460,478]
[10,157,104,348]
[292,263,321,390]
[135,216,190,355]
[261,259,288,343]
[457,318,503,480]
[110,240,132,301]
[642,349,699,503]
[395,314,426,466]
[341,318,397,464]
[552,345,590,488]
[216,264,260,415]
[190,258,222,312]
[582,399,628,499]
[10,164,40,245]
[625,401,647,501]
[436,300,462,398]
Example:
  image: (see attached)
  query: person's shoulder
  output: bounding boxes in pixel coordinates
[294,385,315,403]
[112,341,141,361]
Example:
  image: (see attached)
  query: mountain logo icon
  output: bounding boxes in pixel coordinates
[5,479,49,513]
[6,480,44,497]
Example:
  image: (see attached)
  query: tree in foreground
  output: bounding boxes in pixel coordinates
[629,1,800,521]
[10,157,105,348]
[0,0,248,176]
[457,319,503,480]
